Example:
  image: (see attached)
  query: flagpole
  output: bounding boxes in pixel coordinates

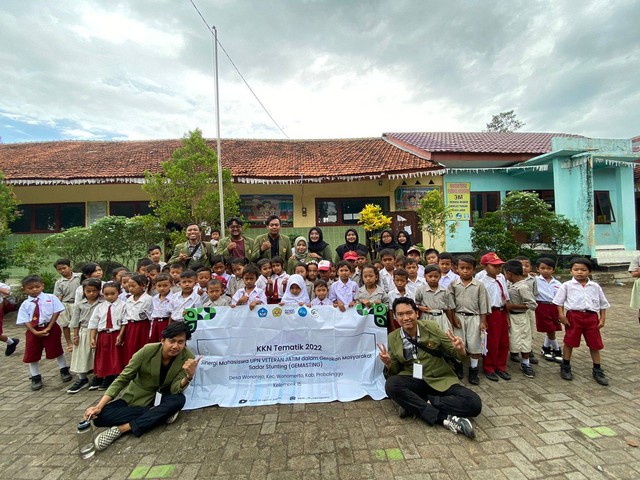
[213,25,225,232]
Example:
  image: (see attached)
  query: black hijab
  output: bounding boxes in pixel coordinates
[396,231,412,255]
[336,228,367,259]
[376,229,400,253]
[308,227,329,254]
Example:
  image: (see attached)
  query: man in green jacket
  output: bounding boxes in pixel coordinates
[378,297,481,439]
[168,223,214,270]
[250,215,291,265]
[85,322,200,451]
[215,217,254,262]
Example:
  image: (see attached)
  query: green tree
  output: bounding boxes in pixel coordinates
[0,171,19,280]
[484,110,525,133]
[143,128,240,230]
[415,189,457,248]
[470,212,519,259]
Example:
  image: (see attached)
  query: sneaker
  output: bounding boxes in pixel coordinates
[5,338,19,356]
[485,371,499,382]
[94,426,122,451]
[496,370,511,381]
[60,367,72,383]
[99,377,114,391]
[31,375,43,391]
[541,346,554,361]
[166,411,180,424]
[443,415,475,439]
[592,367,609,386]
[510,353,520,363]
[398,406,409,418]
[67,378,89,394]
[552,349,563,364]
[88,377,102,391]
[468,367,480,385]
[454,362,464,380]
[520,363,535,378]
[529,352,539,365]
[560,364,573,381]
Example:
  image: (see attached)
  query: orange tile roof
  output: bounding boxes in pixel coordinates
[0,138,442,185]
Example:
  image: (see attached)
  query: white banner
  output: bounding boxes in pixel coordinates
[182,304,388,410]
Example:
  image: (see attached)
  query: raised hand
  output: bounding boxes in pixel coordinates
[446,330,466,354]
[377,343,391,367]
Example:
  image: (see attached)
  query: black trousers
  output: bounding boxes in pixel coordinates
[93,393,185,437]
[385,375,482,426]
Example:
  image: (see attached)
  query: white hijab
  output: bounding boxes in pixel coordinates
[280,274,310,304]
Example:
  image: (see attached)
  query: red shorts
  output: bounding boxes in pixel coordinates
[535,303,561,333]
[0,307,4,335]
[563,311,603,350]
[149,317,170,343]
[23,323,64,363]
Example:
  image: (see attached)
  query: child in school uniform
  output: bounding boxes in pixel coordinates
[503,260,538,378]
[378,249,397,293]
[310,280,332,306]
[121,274,153,364]
[196,267,212,302]
[74,263,104,304]
[170,270,202,322]
[317,261,334,288]
[535,257,563,363]
[53,258,81,352]
[387,269,410,332]
[118,272,133,301]
[280,274,311,305]
[406,246,425,279]
[403,257,426,297]
[511,255,539,365]
[149,273,173,342]
[211,255,231,284]
[355,264,388,308]
[67,278,103,393]
[17,275,72,391]
[415,265,455,333]
[203,278,232,307]
[168,263,185,294]
[270,256,289,303]
[438,253,460,289]
[145,263,161,295]
[227,258,246,298]
[294,262,314,299]
[424,248,440,266]
[447,255,491,385]
[0,281,19,356]
[329,261,359,312]
[231,264,268,309]
[553,257,610,385]
[89,281,126,391]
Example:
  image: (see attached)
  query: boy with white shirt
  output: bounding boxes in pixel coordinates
[438,253,460,289]
[535,258,563,363]
[378,249,397,293]
[170,271,202,322]
[403,258,426,296]
[231,264,268,308]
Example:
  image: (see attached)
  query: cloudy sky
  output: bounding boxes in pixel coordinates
[1,0,638,143]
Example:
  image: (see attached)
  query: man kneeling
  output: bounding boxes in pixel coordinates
[378,297,482,439]
[84,322,200,451]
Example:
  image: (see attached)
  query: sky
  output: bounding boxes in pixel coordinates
[1,0,639,144]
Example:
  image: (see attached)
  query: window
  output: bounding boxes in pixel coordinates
[109,201,152,217]
[470,192,500,225]
[594,191,615,224]
[316,197,390,226]
[10,203,85,233]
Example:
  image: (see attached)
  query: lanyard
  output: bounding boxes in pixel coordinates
[400,328,420,360]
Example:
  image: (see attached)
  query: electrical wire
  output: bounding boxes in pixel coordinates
[188,0,289,138]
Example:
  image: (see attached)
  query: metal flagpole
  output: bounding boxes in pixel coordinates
[213,25,225,232]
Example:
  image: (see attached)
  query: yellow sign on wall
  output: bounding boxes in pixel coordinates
[446,183,471,221]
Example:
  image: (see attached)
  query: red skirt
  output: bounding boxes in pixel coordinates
[23,323,64,364]
[149,317,170,343]
[121,320,151,364]
[95,331,124,377]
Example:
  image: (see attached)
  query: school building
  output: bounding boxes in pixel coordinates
[0,132,638,265]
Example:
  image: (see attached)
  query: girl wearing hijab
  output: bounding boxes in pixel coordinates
[397,231,412,256]
[307,227,332,261]
[288,236,313,273]
[280,274,311,305]
[375,229,403,259]
[335,228,369,263]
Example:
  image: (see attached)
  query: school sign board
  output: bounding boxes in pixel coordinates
[445,182,471,221]
[182,305,388,410]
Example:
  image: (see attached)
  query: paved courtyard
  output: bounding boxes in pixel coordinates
[1,285,640,480]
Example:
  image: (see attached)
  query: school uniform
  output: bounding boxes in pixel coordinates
[75,282,105,304]
[507,280,537,354]
[69,298,103,374]
[231,287,268,306]
[447,279,490,355]
[552,278,610,350]
[227,275,244,298]
[269,272,289,304]
[439,270,460,290]
[203,295,232,307]
[406,276,427,297]
[170,290,202,322]
[170,285,181,295]
[328,279,359,306]
[379,269,395,293]
[478,274,510,375]
[17,293,65,364]
[304,279,315,300]
[310,296,332,306]
[535,275,562,333]
[122,293,153,364]
[53,273,81,328]
[415,284,455,332]
[524,274,539,347]
[355,285,389,305]
[150,292,174,342]
[88,299,126,377]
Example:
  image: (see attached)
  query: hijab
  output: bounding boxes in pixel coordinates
[280,274,310,304]
[396,231,412,255]
[336,228,367,260]
[307,227,329,254]
[293,236,309,261]
[376,229,400,253]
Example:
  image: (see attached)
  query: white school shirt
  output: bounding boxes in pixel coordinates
[552,278,610,311]
[379,268,395,293]
[478,274,510,308]
[271,272,289,297]
[88,299,126,331]
[256,275,270,292]
[231,287,268,306]
[151,292,174,318]
[439,270,460,289]
[171,290,203,321]
[406,276,426,297]
[536,276,561,302]
[328,279,358,305]
[0,282,10,306]
[310,296,332,306]
[417,264,425,279]
[124,292,153,324]
[16,293,64,326]
[387,288,413,310]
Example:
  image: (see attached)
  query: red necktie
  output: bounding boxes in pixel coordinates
[273,278,279,300]
[31,298,40,326]
[106,304,113,330]
[496,280,507,305]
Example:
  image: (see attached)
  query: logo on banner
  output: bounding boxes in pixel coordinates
[184,307,217,333]
[356,303,388,328]
[309,308,319,318]
[298,307,308,317]
[257,308,268,318]
[272,307,282,317]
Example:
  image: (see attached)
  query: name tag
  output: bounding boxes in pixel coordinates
[154,392,162,407]
[412,363,423,379]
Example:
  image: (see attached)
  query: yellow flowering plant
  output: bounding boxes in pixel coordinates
[358,204,392,246]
